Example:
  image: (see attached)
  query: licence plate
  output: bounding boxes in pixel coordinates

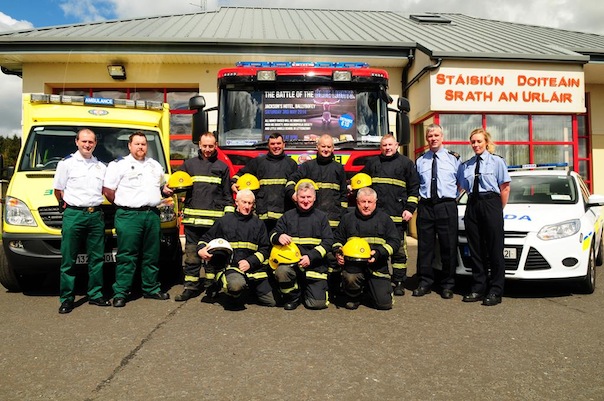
[76,250,117,264]
[503,248,517,259]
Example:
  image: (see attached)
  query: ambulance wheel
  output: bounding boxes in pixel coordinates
[0,246,22,292]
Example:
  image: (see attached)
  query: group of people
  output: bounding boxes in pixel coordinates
[55,123,510,314]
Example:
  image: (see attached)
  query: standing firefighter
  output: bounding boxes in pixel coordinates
[231,132,298,233]
[361,134,419,296]
[176,132,233,302]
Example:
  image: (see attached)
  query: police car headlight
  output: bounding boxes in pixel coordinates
[537,219,580,240]
[4,196,37,227]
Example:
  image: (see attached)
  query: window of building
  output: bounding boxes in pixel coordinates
[414,111,592,191]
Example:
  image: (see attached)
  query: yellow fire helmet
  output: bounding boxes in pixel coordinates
[167,171,193,191]
[341,237,371,262]
[294,178,319,191]
[268,243,301,270]
[236,173,260,191]
[350,172,372,190]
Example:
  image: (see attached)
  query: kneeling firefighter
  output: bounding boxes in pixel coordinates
[197,189,276,307]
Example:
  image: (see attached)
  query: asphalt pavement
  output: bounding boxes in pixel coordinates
[1,237,603,401]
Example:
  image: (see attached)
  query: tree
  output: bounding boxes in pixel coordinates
[0,135,21,167]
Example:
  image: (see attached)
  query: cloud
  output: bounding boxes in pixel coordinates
[59,0,114,22]
[0,11,34,33]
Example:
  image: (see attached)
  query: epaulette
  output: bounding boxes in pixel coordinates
[416,151,427,159]
[492,153,504,159]
[62,154,73,161]
[114,156,124,162]
[448,150,460,159]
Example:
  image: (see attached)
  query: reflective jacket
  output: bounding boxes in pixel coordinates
[232,152,298,221]
[361,152,420,225]
[181,150,233,227]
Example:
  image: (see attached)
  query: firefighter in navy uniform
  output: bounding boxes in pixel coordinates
[333,187,400,310]
[361,134,419,296]
[176,132,234,302]
[414,124,461,299]
[270,181,334,310]
[197,189,275,308]
[231,132,298,233]
[285,134,347,229]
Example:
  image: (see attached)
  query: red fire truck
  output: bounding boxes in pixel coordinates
[189,61,410,176]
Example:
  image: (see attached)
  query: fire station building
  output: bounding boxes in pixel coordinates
[1,7,604,191]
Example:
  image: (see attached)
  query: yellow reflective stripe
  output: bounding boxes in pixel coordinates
[306,271,328,280]
[258,211,284,220]
[231,241,259,251]
[224,205,235,213]
[205,272,216,280]
[259,178,287,185]
[315,245,327,257]
[341,201,348,208]
[280,283,299,294]
[317,182,340,190]
[333,242,343,249]
[286,180,296,187]
[293,237,322,245]
[254,252,265,263]
[392,263,407,270]
[184,275,200,282]
[407,196,419,205]
[182,217,215,226]
[246,271,268,280]
[372,177,406,187]
[383,244,394,255]
[182,208,225,217]
[372,270,391,279]
[226,266,244,274]
[390,216,403,223]
[365,237,386,245]
[192,176,222,184]
[329,220,339,227]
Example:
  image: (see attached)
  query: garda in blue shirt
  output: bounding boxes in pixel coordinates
[457,151,511,194]
[416,148,460,199]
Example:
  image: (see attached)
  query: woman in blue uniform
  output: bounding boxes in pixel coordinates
[457,128,511,306]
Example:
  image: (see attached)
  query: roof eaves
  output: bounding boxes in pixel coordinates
[428,50,589,63]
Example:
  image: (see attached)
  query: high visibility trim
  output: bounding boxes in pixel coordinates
[383,244,394,255]
[372,177,406,188]
[280,284,298,294]
[305,271,328,280]
[333,242,343,249]
[390,216,403,223]
[341,201,348,208]
[292,237,322,245]
[315,245,327,257]
[254,252,265,263]
[181,217,215,226]
[182,208,224,217]
[192,175,222,184]
[205,272,216,280]
[224,205,235,213]
[258,211,284,220]
[371,270,391,279]
[230,241,259,251]
[246,271,269,280]
[364,237,386,245]
[184,275,200,282]
[392,263,407,270]
[286,180,296,187]
[329,220,339,227]
[259,178,287,185]
[407,196,419,205]
[317,182,340,190]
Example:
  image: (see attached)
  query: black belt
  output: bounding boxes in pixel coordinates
[67,205,102,212]
[468,192,500,201]
[420,197,456,205]
[118,206,157,211]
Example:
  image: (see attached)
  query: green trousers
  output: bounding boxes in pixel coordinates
[60,207,105,303]
[113,208,161,298]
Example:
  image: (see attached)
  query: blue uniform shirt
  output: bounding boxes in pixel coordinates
[416,148,460,199]
[457,151,511,194]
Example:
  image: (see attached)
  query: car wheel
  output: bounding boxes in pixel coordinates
[576,245,596,294]
[596,231,604,266]
[0,246,22,292]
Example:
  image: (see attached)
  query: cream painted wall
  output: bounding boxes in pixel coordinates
[586,83,604,194]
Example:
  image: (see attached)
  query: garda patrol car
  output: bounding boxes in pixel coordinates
[457,163,604,293]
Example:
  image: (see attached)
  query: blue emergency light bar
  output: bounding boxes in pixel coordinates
[508,162,569,171]
[235,61,369,68]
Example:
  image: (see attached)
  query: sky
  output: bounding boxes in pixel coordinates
[1,0,604,137]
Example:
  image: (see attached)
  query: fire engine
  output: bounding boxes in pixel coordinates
[189,61,410,175]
